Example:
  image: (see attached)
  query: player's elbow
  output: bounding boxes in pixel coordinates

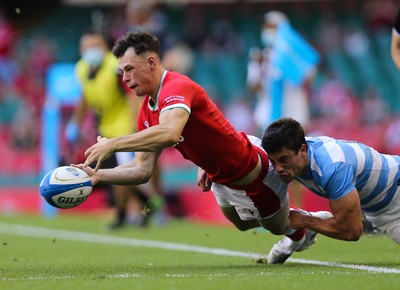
[343,227,363,241]
[130,168,153,185]
[140,170,153,184]
[164,128,182,146]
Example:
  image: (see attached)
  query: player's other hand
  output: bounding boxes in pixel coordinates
[71,163,99,186]
[84,136,112,171]
[197,167,212,191]
[288,210,308,229]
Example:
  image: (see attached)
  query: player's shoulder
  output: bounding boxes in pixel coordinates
[164,71,197,89]
[307,136,338,166]
[306,136,338,150]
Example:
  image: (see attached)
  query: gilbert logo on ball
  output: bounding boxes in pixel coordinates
[39,166,93,209]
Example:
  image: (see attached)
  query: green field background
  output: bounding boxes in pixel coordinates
[0,214,399,290]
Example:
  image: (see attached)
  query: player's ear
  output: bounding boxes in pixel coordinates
[300,144,307,155]
[148,55,157,71]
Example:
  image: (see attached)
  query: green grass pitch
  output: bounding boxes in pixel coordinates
[0,213,399,290]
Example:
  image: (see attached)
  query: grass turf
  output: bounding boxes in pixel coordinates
[0,213,399,290]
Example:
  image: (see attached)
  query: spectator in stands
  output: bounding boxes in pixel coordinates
[248,11,318,209]
[0,8,18,85]
[247,11,315,135]
[313,71,360,125]
[383,115,400,155]
[65,29,161,229]
[391,8,400,69]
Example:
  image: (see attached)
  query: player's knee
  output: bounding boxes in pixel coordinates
[231,218,260,231]
[262,223,287,235]
[258,220,288,235]
[268,227,285,236]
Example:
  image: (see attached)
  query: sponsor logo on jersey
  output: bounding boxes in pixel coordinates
[165,95,185,104]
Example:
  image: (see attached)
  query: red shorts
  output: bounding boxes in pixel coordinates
[211,138,289,219]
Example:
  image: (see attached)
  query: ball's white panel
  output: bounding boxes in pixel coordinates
[49,166,90,185]
[51,186,92,209]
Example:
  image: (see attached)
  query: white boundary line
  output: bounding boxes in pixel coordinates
[0,222,399,275]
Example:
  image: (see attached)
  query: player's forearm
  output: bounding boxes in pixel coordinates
[111,126,179,153]
[296,214,362,241]
[93,167,152,186]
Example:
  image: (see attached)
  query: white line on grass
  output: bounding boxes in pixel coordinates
[0,222,399,275]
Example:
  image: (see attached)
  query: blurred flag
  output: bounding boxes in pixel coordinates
[270,22,320,85]
[267,22,319,122]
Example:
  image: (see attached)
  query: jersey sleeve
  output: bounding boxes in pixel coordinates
[322,162,356,200]
[136,106,146,132]
[158,80,193,114]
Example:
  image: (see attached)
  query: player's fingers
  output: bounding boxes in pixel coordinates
[94,158,102,172]
[83,155,94,168]
[70,163,83,169]
[97,135,102,142]
[84,147,92,157]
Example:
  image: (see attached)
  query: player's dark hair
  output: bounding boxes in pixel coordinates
[112,31,160,58]
[261,117,306,154]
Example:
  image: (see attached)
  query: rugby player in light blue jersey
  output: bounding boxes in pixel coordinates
[261,117,400,262]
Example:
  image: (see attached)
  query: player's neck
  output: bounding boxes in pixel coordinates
[149,68,166,102]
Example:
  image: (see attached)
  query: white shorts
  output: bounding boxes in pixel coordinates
[211,136,289,221]
[365,187,400,244]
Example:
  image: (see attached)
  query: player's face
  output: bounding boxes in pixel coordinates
[118,47,156,97]
[267,145,308,183]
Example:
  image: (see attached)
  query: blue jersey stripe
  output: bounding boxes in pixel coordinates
[360,154,389,206]
[338,141,358,169]
[362,184,397,212]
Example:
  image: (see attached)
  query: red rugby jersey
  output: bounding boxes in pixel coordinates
[137,71,258,184]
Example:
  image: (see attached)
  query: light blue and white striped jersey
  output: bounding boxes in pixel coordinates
[296,136,400,213]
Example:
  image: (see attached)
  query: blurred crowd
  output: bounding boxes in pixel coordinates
[0,0,400,171]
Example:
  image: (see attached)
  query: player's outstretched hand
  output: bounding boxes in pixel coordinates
[70,163,99,186]
[288,210,309,229]
[197,167,212,191]
[84,136,113,171]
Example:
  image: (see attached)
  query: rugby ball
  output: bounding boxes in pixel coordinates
[39,166,92,209]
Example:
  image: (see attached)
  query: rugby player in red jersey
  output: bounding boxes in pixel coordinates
[74,31,331,264]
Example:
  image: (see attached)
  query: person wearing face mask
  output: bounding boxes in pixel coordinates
[65,29,163,229]
[247,11,317,135]
[247,11,319,210]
